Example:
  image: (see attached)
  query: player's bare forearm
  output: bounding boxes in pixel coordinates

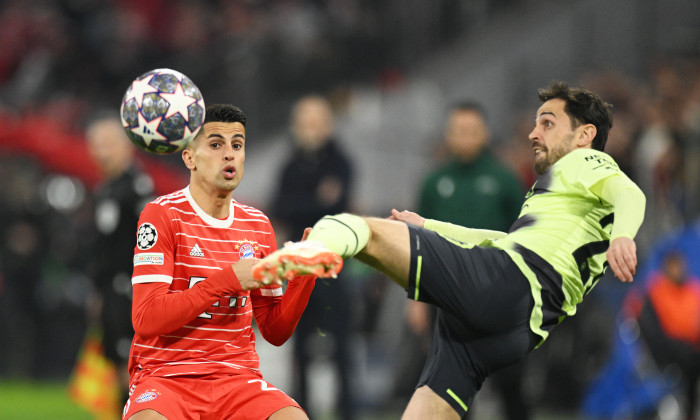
[606,237,637,282]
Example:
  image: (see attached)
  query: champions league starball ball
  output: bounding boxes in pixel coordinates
[120,68,205,154]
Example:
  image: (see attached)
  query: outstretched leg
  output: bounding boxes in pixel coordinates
[253,214,411,289]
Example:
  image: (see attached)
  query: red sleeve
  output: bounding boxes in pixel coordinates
[252,275,316,346]
[132,265,243,338]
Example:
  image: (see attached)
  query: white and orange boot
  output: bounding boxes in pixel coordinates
[252,241,343,285]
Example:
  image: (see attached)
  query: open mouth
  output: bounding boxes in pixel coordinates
[223,164,236,179]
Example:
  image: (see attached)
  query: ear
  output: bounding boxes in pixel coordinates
[576,124,597,148]
[182,147,196,170]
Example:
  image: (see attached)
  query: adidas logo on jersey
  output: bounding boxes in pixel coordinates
[190,243,205,257]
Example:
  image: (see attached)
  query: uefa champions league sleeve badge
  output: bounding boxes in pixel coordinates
[137,223,158,250]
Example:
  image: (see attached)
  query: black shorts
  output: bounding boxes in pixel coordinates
[406,225,539,418]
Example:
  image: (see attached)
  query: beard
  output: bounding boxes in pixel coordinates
[534,153,549,175]
[534,133,575,174]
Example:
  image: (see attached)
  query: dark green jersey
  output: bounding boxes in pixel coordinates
[418,151,524,232]
[487,149,637,342]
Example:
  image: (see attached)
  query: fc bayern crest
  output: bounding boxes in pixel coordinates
[235,240,259,259]
[135,390,158,403]
[137,223,158,250]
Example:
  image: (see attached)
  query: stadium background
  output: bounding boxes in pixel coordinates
[0,0,699,418]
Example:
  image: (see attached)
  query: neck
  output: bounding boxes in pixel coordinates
[189,181,233,219]
[456,151,482,164]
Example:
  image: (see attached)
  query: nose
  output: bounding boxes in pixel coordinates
[528,126,539,142]
[223,144,235,160]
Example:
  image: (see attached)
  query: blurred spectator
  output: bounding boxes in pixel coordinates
[637,251,700,420]
[583,245,700,420]
[84,112,154,406]
[415,101,524,229]
[0,154,92,380]
[683,63,700,221]
[270,94,357,420]
[391,101,528,419]
[0,157,48,378]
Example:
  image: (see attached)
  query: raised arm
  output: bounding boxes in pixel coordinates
[591,174,646,282]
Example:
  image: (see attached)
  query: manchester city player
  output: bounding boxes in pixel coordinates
[253,81,645,419]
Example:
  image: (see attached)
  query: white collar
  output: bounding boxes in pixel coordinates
[183,185,234,228]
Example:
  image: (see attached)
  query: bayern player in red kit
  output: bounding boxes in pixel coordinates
[123,104,323,420]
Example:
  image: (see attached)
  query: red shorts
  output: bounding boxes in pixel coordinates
[122,371,303,420]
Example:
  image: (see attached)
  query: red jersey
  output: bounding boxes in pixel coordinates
[128,186,309,383]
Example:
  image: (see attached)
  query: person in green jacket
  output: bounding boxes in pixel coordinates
[418,101,524,232]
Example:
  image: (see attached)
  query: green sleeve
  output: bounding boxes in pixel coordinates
[424,219,507,243]
[590,174,646,240]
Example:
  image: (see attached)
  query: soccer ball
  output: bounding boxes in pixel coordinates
[120,68,205,154]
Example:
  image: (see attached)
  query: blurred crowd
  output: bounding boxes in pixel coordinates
[1,0,700,419]
[0,0,515,136]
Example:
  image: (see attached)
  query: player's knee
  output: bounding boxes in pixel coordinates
[364,217,409,253]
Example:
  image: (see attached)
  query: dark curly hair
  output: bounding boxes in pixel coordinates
[537,81,613,151]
